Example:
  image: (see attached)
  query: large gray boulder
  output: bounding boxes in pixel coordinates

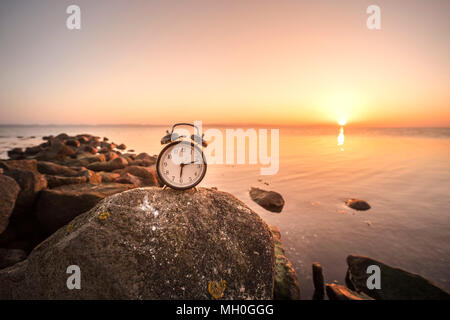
[346,255,450,300]
[0,187,275,299]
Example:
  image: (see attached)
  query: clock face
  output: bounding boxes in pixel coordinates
[157,141,207,190]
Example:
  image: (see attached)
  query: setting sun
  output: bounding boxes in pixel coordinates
[338,118,347,126]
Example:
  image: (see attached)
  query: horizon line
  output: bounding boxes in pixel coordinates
[0,123,450,129]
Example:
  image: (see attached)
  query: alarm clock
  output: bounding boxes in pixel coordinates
[157,123,208,190]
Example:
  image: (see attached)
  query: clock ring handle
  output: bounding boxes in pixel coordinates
[170,123,201,136]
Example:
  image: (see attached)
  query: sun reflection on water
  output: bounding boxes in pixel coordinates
[338,126,345,150]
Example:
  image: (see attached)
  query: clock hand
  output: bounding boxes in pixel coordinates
[180,163,184,178]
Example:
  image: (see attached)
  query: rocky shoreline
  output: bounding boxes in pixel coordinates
[0,133,449,300]
[1,133,160,254]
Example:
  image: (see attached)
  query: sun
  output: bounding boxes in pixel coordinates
[338,117,347,126]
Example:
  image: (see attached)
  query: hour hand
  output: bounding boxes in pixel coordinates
[180,164,184,178]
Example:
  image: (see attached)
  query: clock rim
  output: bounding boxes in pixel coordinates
[156,140,208,190]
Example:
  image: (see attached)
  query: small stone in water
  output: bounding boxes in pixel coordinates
[345,199,371,211]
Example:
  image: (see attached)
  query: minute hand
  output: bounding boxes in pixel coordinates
[184,160,199,165]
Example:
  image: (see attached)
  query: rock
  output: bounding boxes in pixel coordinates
[0,225,17,247]
[75,169,102,184]
[45,175,87,188]
[77,136,90,144]
[346,255,450,300]
[0,215,45,251]
[64,153,106,167]
[345,199,371,211]
[35,183,135,234]
[35,141,77,162]
[77,152,106,162]
[0,175,21,234]
[249,187,285,213]
[270,226,300,300]
[98,172,120,183]
[24,145,42,156]
[82,146,97,154]
[117,144,126,150]
[37,161,78,176]
[118,166,158,186]
[326,283,373,300]
[130,159,156,167]
[7,148,24,160]
[0,159,37,172]
[123,153,136,160]
[1,187,275,299]
[65,139,80,148]
[135,152,156,161]
[103,151,119,161]
[87,157,128,172]
[55,133,70,141]
[0,160,47,215]
[121,155,134,164]
[114,173,142,187]
[0,248,27,269]
[99,141,116,151]
[312,262,325,300]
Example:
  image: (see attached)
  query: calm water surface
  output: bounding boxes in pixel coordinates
[1,125,449,298]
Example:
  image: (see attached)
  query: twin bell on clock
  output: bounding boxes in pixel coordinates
[157,123,208,190]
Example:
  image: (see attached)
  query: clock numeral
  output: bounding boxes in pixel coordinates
[168,154,171,159]
[180,178,183,184]
[194,172,198,176]
[165,170,169,175]
[163,162,167,167]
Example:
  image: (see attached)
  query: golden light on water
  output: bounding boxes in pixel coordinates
[337,127,345,148]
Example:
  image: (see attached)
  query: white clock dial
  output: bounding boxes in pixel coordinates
[157,142,207,190]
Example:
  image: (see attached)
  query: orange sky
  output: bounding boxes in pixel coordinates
[0,0,449,126]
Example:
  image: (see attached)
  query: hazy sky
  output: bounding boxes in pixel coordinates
[0,0,449,126]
